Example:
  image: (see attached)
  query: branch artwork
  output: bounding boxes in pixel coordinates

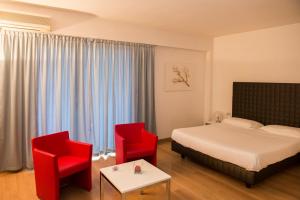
[172,66,191,87]
[165,63,193,91]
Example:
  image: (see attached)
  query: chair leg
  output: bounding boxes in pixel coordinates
[245,182,252,188]
[35,178,60,200]
[73,167,92,191]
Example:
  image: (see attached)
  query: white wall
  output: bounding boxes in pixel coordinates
[0,2,212,51]
[54,17,212,51]
[212,23,300,115]
[155,46,206,139]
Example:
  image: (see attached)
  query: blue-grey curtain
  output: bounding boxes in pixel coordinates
[0,30,156,171]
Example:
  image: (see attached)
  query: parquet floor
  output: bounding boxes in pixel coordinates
[1,141,300,200]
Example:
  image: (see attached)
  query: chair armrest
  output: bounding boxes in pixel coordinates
[142,130,158,148]
[66,140,93,159]
[33,148,58,169]
[115,133,126,151]
[32,149,59,186]
[115,133,127,163]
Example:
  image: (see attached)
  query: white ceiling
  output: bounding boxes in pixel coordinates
[10,0,300,36]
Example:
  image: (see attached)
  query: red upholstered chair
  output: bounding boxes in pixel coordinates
[115,122,158,166]
[31,131,92,200]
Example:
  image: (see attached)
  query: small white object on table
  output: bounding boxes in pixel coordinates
[100,159,171,200]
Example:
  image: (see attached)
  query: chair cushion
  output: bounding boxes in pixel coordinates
[126,142,155,159]
[58,156,90,178]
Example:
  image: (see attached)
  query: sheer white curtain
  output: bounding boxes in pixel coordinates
[0,30,155,171]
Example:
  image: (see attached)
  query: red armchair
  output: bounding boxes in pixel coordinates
[31,131,92,200]
[115,122,158,166]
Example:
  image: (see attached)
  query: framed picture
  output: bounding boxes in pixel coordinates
[165,63,194,91]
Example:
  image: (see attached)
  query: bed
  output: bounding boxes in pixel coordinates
[171,82,300,187]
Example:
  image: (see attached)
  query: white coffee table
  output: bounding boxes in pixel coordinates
[100,159,171,200]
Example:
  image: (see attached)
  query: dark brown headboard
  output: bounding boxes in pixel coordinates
[232,82,300,127]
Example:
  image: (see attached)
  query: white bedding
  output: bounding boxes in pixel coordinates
[171,123,300,171]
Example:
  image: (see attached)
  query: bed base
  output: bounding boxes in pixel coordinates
[171,140,300,187]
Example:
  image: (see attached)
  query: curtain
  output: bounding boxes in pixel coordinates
[0,30,156,171]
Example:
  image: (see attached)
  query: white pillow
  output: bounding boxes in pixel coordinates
[260,125,300,138]
[222,117,263,129]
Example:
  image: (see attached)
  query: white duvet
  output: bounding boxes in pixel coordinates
[171,123,300,171]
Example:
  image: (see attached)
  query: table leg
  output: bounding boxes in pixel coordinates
[121,193,126,200]
[100,173,104,200]
[166,180,171,200]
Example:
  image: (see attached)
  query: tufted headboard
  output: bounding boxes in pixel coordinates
[232,82,300,127]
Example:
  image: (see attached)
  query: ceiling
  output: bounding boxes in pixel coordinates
[7,0,300,36]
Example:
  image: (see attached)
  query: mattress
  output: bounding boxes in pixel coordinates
[171,123,300,171]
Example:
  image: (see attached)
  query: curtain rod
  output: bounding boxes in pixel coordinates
[0,29,155,47]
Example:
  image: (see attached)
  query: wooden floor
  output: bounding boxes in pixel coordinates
[1,141,300,200]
